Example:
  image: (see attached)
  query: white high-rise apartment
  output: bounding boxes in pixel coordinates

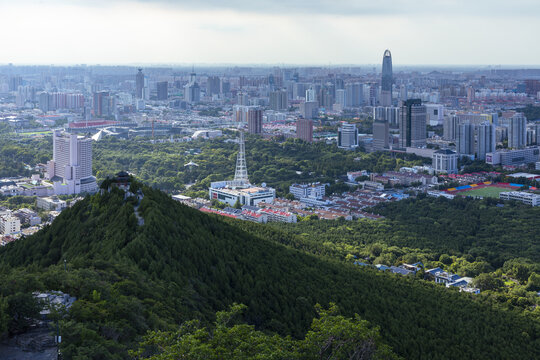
[46,130,97,195]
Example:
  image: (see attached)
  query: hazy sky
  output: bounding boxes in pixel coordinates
[0,0,539,65]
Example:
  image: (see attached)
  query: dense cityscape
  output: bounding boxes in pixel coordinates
[0,1,539,359]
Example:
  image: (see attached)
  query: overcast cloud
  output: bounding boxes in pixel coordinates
[0,0,538,65]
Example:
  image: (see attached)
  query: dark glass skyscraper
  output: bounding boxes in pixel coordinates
[381,49,393,106]
[136,68,144,99]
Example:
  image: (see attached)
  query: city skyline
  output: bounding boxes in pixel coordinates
[0,0,539,66]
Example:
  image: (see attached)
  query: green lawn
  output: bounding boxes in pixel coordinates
[459,186,512,198]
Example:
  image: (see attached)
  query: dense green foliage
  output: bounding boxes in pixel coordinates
[0,136,426,195]
[132,303,399,360]
[0,185,538,359]
[0,137,51,178]
[372,196,540,267]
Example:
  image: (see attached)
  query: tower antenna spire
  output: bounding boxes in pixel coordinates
[233,130,249,186]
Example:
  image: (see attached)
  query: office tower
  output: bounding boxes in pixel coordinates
[184,73,200,104]
[476,124,496,160]
[345,83,362,107]
[92,91,115,117]
[372,119,389,151]
[432,149,458,174]
[269,89,288,111]
[443,114,459,141]
[220,79,230,94]
[237,92,249,105]
[46,130,97,195]
[247,107,263,135]
[296,118,313,143]
[457,123,475,156]
[399,99,426,148]
[293,82,307,100]
[338,123,358,149]
[508,114,527,149]
[335,89,347,108]
[136,68,144,99]
[206,76,221,95]
[380,50,393,107]
[157,81,168,100]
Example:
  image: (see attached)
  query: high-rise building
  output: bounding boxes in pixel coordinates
[335,89,347,108]
[220,78,230,94]
[457,123,495,160]
[184,73,200,104]
[306,88,317,102]
[380,50,393,107]
[372,119,389,151]
[92,91,115,117]
[425,104,444,126]
[476,124,496,160]
[338,123,358,149]
[508,114,527,149]
[206,76,221,95]
[237,92,249,105]
[399,99,426,148]
[136,68,144,99]
[46,130,97,195]
[345,83,363,107]
[443,114,459,141]
[373,106,400,127]
[247,107,263,135]
[302,101,318,120]
[457,123,475,156]
[269,89,288,111]
[157,81,168,100]
[296,118,313,143]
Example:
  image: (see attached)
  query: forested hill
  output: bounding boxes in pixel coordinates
[0,185,538,359]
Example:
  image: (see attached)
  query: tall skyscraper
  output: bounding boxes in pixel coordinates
[184,73,200,104]
[457,123,475,156]
[399,99,426,148]
[296,118,313,143]
[46,130,97,195]
[136,68,144,99]
[206,76,221,95]
[345,83,363,107]
[157,81,168,100]
[508,114,527,149]
[372,119,389,151]
[247,107,263,135]
[338,123,359,149]
[380,50,393,107]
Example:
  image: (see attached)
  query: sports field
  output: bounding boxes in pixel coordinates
[459,186,512,198]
